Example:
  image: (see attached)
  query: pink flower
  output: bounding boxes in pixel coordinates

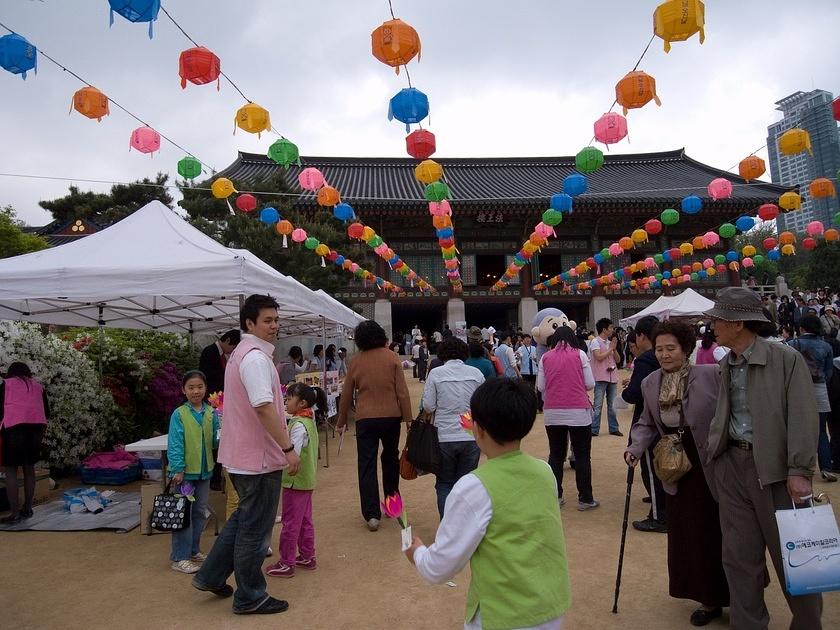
[459,411,474,433]
[208,391,224,412]
[380,492,408,528]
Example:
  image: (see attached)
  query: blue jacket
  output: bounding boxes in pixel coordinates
[787,335,833,382]
[621,349,660,423]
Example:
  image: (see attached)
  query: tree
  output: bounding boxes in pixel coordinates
[179,173,372,295]
[805,241,840,289]
[732,223,779,285]
[0,205,49,258]
[39,174,174,224]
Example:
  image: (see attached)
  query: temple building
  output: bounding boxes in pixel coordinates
[218,148,786,337]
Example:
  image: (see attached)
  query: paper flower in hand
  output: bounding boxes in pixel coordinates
[208,391,224,413]
[179,481,196,502]
[380,492,408,528]
[459,411,474,433]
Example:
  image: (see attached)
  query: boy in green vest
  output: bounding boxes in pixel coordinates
[405,378,571,630]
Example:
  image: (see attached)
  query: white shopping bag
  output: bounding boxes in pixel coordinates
[774,500,840,595]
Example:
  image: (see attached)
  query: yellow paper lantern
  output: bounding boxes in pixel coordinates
[414,159,443,184]
[779,192,802,212]
[523,242,539,254]
[742,245,757,257]
[653,0,706,53]
[211,177,236,199]
[576,262,589,275]
[234,102,271,137]
[361,226,375,241]
[781,244,795,256]
[631,229,648,244]
[314,244,330,257]
[629,263,638,273]
[778,128,813,157]
[679,242,694,256]
[707,267,716,277]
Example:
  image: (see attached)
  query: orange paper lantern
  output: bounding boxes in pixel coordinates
[316,186,341,207]
[615,71,662,115]
[276,220,293,235]
[738,156,766,182]
[692,236,706,250]
[619,236,634,250]
[779,231,796,245]
[71,86,110,122]
[433,215,452,229]
[371,19,421,75]
[809,178,836,199]
[825,229,839,242]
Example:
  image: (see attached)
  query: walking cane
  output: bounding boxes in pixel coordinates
[612,464,635,614]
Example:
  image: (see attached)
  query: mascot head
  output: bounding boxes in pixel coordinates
[531,308,577,351]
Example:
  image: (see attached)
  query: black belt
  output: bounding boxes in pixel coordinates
[728,439,753,451]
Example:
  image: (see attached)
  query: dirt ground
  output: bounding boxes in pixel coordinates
[2,369,839,630]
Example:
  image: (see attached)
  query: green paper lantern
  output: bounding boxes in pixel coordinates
[442,250,456,260]
[661,208,679,226]
[354,269,366,278]
[834,212,840,225]
[690,272,699,281]
[574,146,604,174]
[367,235,384,248]
[655,273,663,281]
[714,254,726,265]
[600,248,610,259]
[177,156,202,180]
[654,254,664,265]
[425,181,450,202]
[267,137,301,168]
[304,237,319,250]
[753,254,765,265]
[399,266,411,276]
[719,223,737,238]
[542,209,563,226]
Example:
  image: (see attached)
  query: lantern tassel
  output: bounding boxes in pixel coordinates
[226,199,235,216]
[410,280,414,288]
[282,235,288,248]
[320,257,325,267]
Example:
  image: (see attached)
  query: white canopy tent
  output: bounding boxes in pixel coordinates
[619,288,715,328]
[0,201,364,337]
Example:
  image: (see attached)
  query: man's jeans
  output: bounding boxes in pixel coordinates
[592,381,619,435]
[170,478,210,561]
[435,440,481,517]
[819,412,832,473]
[193,470,282,613]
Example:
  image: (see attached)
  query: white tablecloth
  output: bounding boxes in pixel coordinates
[124,435,168,452]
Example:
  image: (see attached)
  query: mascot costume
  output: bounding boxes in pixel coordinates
[531,308,577,359]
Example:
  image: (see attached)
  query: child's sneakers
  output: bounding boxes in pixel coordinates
[577,499,601,511]
[191,552,207,563]
[295,555,317,570]
[266,561,295,578]
[171,559,201,574]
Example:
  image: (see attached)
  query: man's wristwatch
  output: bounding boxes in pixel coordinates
[282,445,295,453]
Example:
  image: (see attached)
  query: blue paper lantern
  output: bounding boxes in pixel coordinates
[663,271,672,279]
[259,207,279,224]
[514,254,527,266]
[437,227,454,239]
[767,249,780,262]
[550,193,573,213]
[725,250,738,262]
[589,279,598,288]
[108,0,161,39]
[681,195,702,215]
[698,270,708,279]
[334,255,345,266]
[388,255,400,266]
[387,87,429,132]
[594,253,604,264]
[0,34,37,80]
[333,203,355,221]
[564,173,588,197]
[735,215,755,232]
[662,251,672,262]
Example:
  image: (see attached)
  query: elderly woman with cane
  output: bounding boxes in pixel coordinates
[624,320,729,627]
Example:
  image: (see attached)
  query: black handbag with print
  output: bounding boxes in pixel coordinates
[150,481,191,532]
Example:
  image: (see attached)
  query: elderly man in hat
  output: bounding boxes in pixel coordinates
[705,287,822,629]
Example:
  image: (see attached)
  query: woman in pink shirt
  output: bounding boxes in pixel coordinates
[1,362,49,524]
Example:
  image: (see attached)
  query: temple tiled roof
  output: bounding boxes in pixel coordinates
[217,148,789,211]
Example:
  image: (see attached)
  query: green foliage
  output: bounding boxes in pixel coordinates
[805,241,840,289]
[732,224,779,282]
[179,173,371,295]
[0,205,49,258]
[39,174,174,224]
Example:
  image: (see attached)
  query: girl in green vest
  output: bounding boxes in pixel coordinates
[405,378,571,629]
[166,370,220,575]
[266,382,326,578]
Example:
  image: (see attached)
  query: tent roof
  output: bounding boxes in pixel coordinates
[0,201,364,336]
[619,288,715,328]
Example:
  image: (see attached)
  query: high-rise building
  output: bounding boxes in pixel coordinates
[767,90,840,234]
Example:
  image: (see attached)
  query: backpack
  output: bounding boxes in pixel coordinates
[792,340,826,384]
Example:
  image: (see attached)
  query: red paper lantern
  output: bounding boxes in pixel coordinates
[586,257,598,270]
[668,247,681,260]
[347,222,365,239]
[762,237,777,251]
[833,96,840,122]
[179,46,221,89]
[406,129,436,160]
[803,237,817,251]
[235,193,257,212]
[757,203,779,221]
[645,219,663,235]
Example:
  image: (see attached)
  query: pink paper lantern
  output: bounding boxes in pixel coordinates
[608,242,623,256]
[298,167,325,191]
[535,222,554,238]
[129,127,161,154]
[374,243,389,256]
[593,112,628,147]
[707,178,733,201]
[644,257,656,269]
[429,200,452,216]
[703,258,714,268]
[291,228,307,243]
[350,263,360,272]
[702,231,720,247]
[807,221,825,237]
[742,257,754,268]
[569,268,578,277]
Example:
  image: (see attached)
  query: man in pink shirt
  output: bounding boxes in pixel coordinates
[192,295,300,616]
[589,317,623,437]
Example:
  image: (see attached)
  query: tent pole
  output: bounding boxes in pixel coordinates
[322,316,330,468]
[97,305,104,382]
[188,320,194,351]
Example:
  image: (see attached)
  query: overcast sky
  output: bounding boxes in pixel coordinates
[2,0,839,226]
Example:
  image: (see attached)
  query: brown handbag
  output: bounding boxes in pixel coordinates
[399,446,417,480]
[652,410,692,484]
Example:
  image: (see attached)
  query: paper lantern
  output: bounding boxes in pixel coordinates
[615,71,661,115]
[267,138,301,168]
[260,207,279,224]
[779,232,796,245]
[631,229,648,244]
[315,243,329,257]
[529,232,548,247]
[803,238,817,251]
[361,226,375,241]
[71,87,110,121]
[778,128,813,157]
[425,182,450,202]
[661,208,679,225]
[415,160,443,184]
[714,254,726,265]
[291,228,307,243]
[211,178,236,199]
[742,257,755,269]
[762,237,777,251]
[835,212,840,225]
[807,221,825,237]
[278,223,294,245]
[434,215,453,229]
[691,236,705,250]
[0,33,37,80]
[177,156,202,180]
[594,112,628,147]
[653,0,706,53]
[735,216,755,232]
[619,236,634,250]
[767,249,780,261]
[178,46,221,89]
[681,195,702,215]
[809,178,836,199]
[550,193,573,213]
[235,194,257,213]
[304,237,319,250]
[430,200,452,216]
[833,97,840,122]
[316,186,340,207]
[299,167,325,191]
[708,178,733,201]
[333,203,355,221]
[406,129,436,160]
[543,209,563,226]
[779,192,801,212]
[645,219,663,235]
[129,127,160,154]
[564,174,588,196]
[371,19,421,74]
[679,242,693,256]
[757,203,779,221]
[108,0,161,38]
[702,231,720,247]
[575,147,604,174]
[234,102,271,137]
[742,245,757,257]
[826,229,839,242]
[608,243,623,256]
[738,156,766,182]
[781,244,795,256]
[347,223,364,239]
[753,255,765,265]
[388,87,429,132]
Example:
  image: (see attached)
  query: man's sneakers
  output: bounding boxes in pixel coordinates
[366,517,380,531]
[192,578,233,598]
[295,555,317,570]
[632,517,668,533]
[265,561,295,578]
[234,596,289,615]
[171,559,201,574]
[577,500,601,511]
[610,431,624,437]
